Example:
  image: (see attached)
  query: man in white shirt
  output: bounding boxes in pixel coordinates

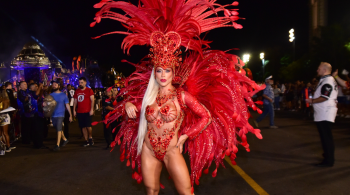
[67,85,75,115]
[306,62,338,167]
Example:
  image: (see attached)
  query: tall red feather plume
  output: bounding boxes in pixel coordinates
[91,0,243,54]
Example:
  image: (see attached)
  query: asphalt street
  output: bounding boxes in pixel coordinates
[0,110,349,195]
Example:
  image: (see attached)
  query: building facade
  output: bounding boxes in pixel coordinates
[310,0,328,38]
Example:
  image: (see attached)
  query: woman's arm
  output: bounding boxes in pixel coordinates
[181,91,211,140]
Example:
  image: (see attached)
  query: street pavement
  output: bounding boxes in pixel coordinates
[0,110,349,195]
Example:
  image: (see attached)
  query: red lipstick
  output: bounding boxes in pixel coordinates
[160,79,167,82]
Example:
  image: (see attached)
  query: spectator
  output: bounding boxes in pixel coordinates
[98,89,102,111]
[273,84,281,110]
[17,81,31,144]
[50,80,73,151]
[302,82,313,119]
[67,84,74,113]
[254,76,278,129]
[102,87,113,149]
[5,82,20,137]
[73,77,95,147]
[28,83,47,149]
[0,88,15,152]
[306,62,338,167]
[286,83,294,110]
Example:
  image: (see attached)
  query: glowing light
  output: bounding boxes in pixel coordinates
[260,53,264,60]
[243,54,250,63]
[31,36,66,67]
[289,28,295,42]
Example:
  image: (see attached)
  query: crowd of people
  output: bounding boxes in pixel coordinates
[253,63,349,167]
[0,77,122,154]
[1,63,349,170]
[254,75,350,120]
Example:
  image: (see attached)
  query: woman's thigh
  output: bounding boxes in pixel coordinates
[141,143,163,191]
[163,148,191,194]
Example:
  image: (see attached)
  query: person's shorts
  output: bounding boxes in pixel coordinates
[0,114,10,126]
[77,112,92,128]
[52,117,64,132]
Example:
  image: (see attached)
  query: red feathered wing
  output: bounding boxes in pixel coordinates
[178,50,265,186]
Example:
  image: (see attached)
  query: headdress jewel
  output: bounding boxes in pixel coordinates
[149,31,182,71]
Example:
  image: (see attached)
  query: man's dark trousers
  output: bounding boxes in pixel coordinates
[316,121,334,165]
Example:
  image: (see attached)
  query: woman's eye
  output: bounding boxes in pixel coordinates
[166,70,171,73]
[157,70,161,73]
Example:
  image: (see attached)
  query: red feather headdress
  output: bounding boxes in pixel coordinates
[91,0,243,69]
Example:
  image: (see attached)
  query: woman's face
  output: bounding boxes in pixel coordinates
[155,67,173,87]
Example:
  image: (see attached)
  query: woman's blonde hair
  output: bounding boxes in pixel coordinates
[137,68,159,154]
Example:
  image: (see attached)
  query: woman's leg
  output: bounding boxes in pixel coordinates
[0,128,3,144]
[163,147,192,195]
[141,143,163,195]
[2,125,10,147]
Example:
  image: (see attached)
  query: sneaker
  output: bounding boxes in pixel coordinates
[5,147,11,152]
[9,146,16,150]
[269,126,279,129]
[83,142,90,147]
[88,138,94,146]
[253,120,259,128]
[61,140,69,147]
[53,145,60,151]
[0,150,5,155]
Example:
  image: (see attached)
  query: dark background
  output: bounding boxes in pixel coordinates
[0,0,349,79]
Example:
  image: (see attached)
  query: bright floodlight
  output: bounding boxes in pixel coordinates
[260,53,264,60]
[243,54,250,63]
[289,28,295,42]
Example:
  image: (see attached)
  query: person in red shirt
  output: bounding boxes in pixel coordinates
[73,77,95,146]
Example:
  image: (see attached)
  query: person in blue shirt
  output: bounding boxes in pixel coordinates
[254,76,278,129]
[49,80,73,151]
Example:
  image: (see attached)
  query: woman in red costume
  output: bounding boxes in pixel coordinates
[91,0,265,194]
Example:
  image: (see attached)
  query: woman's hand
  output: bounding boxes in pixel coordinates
[125,102,138,118]
[176,134,189,153]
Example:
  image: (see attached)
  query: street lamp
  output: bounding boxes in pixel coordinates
[243,54,250,64]
[289,28,295,42]
[289,28,295,60]
[260,53,265,80]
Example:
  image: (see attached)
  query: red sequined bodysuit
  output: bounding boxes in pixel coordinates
[145,89,211,161]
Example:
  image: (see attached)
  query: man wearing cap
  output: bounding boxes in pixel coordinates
[306,62,338,167]
[254,76,278,129]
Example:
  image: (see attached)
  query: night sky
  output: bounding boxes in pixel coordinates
[0,0,349,76]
